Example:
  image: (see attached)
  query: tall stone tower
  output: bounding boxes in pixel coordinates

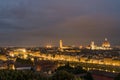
[60,40,63,49]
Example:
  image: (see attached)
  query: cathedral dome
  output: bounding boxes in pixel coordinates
[102,38,110,48]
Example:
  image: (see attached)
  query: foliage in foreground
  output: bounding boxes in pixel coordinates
[114,73,120,80]
[0,63,94,80]
[51,70,75,80]
[0,70,47,80]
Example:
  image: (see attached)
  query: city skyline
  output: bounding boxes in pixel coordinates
[0,0,120,46]
[0,38,114,47]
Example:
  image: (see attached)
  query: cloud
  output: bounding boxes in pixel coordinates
[0,0,120,46]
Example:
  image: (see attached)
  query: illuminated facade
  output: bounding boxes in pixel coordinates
[59,40,70,50]
[90,41,96,50]
[9,48,28,59]
[102,38,110,48]
[59,40,81,52]
[88,38,112,50]
[60,40,63,49]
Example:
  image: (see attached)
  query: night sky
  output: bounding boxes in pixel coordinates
[0,0,120,47]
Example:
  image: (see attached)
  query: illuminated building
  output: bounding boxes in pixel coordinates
[102,38,110,48]
[60,40,63,49]
[46,45,52,48]
[59,40,63,51]
[59,40,80,52]
[90,41,96,50]
[9,48,28,59]
[59,40,70,50]
[14,48,27,53]
[87,38,112,50]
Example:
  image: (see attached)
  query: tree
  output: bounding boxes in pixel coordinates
[52,70,75,80]
[73,66,87,74]
[114,73,120,80]
[16,58,33,65]
[57,62,74,73]
[0,70,49,80]
[84,72,94,80]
